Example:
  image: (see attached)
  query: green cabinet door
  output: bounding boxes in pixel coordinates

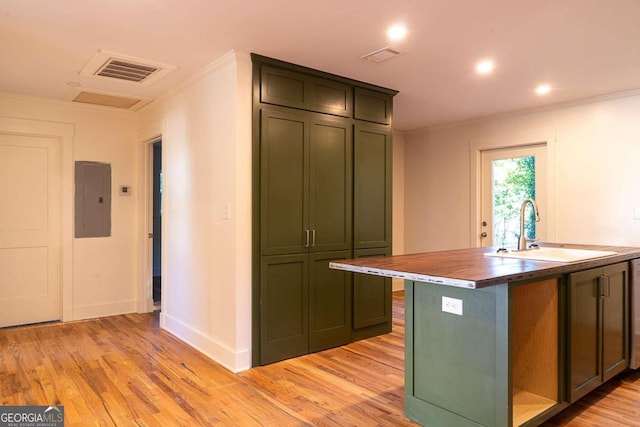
[352,248,392,340]
[258,108,354,364]
[309,116,352,253]
[353,123,392,249]
[259,64,352,117]
[309,251,353,352]
[260,107,309,256]
[260,254,309,365]
[260,65,307,110]
[568,267,601,401]
[354,87,393,124]
[261,108,352,255]
[261,251,353,363]
[309,77,352,117]
[601,263,629,382]
[568,262,629,402]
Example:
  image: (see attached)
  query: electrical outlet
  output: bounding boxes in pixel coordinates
[442,296,463,316]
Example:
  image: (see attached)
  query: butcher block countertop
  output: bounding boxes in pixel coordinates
[330,242,640,289]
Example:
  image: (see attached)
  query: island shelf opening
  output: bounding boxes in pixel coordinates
[512,278,559,426]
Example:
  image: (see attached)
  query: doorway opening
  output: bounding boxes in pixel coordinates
[480,144,546,248]
[152,140,162,310]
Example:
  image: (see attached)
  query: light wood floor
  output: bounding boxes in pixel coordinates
[1,293,639,426]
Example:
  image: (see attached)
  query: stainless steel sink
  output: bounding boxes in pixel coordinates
[484,247,617,262]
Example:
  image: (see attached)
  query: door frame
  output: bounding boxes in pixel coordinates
[138,134,162,313]
[0,117,74,321]
[469,129,557,248]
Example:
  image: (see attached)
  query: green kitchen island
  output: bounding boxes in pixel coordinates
[330,243,640,427]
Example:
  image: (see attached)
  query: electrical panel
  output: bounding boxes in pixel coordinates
[75,161,111,238]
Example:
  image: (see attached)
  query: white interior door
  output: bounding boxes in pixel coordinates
[0,133,61,327]
[480,144,547,248]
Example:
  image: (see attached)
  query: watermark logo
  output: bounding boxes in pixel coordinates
[0,406,64,427]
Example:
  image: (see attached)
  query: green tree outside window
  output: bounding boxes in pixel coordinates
[492,156,536,248]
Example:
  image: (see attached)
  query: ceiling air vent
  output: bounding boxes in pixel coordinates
[361,47,401,63]
[64,88,152,111]
[96,60,158,83]
[80,50,177,86]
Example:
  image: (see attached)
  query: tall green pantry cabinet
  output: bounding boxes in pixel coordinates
[252,54,397,365]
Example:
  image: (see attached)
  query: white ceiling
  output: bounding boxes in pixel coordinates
[2,0,640,131]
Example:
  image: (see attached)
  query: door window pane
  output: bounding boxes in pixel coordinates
[492,156,536,248]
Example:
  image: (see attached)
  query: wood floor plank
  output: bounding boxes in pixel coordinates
[1,292,639,426]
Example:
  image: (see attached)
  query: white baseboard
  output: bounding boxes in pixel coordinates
[72,300,137,321]
[160,312,251,373]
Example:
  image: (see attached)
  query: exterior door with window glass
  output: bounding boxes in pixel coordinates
[480,145,546,248]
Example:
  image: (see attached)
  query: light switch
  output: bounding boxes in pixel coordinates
[634,206,640,220]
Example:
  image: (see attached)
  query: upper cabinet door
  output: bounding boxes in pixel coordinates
[308,115,352,253]
[260,107,309,256]
[260,66,307,110]
[354,87,393,125]
[353,123,392,249]
[260,65,352,117]
[308,77,352,117]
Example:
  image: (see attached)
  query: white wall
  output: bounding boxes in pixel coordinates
[138,51,253,372]
[0,93,140,320]
[404,92,640,254]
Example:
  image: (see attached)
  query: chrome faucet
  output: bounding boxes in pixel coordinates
[518,198,540,250]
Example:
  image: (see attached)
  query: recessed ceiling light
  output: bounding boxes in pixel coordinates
[387,24,407,41]
[535,84,552,95]
[476,60,495,75]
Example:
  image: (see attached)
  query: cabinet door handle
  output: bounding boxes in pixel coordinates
[311,229,316,247]
[599,275,611,298]
[304,229,310,247]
